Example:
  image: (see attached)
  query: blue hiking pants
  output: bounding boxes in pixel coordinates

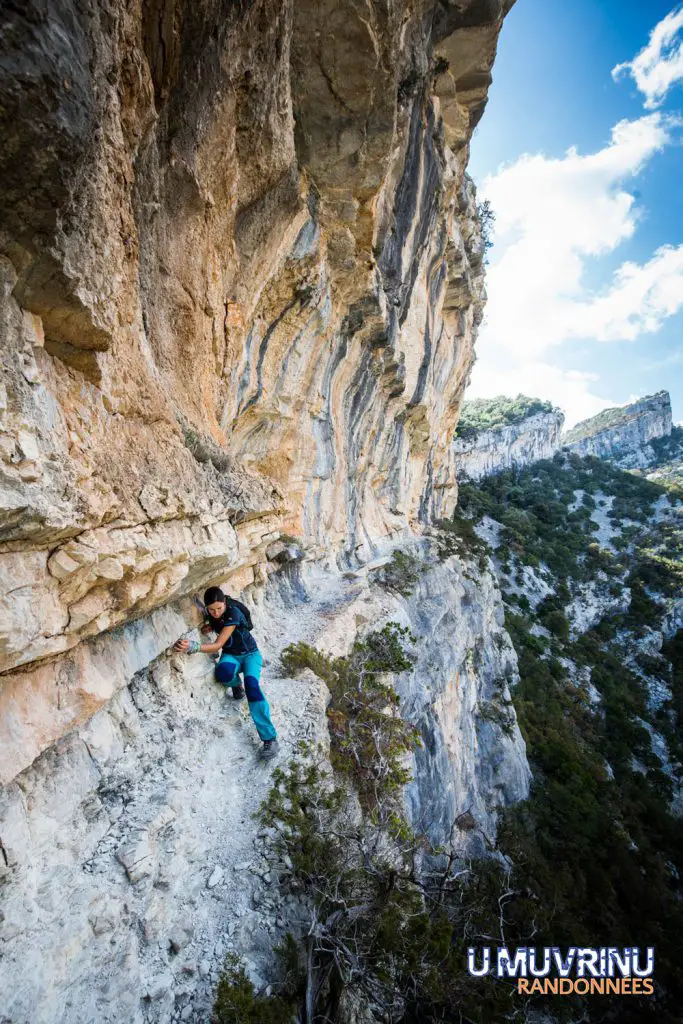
[214,650,277,741]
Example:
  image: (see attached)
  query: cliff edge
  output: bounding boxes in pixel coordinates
[0,4,526,1023]
[563,390,673,468]
[452,394,564,479]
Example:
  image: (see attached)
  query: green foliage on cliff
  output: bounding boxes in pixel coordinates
[476,197,495,258]
[457,452,669,583]
[651,424,683,461]
[456,451,683,1022]
[247,743,534,1024]
[454,394,554,440]
[497,611,683,1022]
[646,424,683,489]
[281,623,420,809]
[563,401,638,443]
[376,549,424,596]
[213,953,294,1023]
[432,514,489,569]
[216,621,531,1024]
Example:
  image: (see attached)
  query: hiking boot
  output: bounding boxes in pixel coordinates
[231,684,245,700]
[261,739,279,760]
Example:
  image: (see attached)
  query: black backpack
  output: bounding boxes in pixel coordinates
[227,597,254,631]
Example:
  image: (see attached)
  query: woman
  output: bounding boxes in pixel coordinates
[173,586,279,759]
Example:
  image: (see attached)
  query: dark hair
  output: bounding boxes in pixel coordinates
[203,586,226,606]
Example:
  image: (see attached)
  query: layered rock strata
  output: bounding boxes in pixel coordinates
[452,407,564,480]
[563,391,673,468]
[0,0,513,782]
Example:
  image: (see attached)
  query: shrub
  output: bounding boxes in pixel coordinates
[254,747,522,1024]
[432,514,489,570]
[282,624,420,810]
[180,420,233,473]
[540,609,570,641]
[213,953,293,1024]
[477,696,515,738]
[476,197,496,256]
[376,549,424,597]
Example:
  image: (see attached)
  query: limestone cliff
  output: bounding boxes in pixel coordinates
[0,550,529,1024]
[0,3,526,1023]
[0,0,514,784]
[563,390,673,468]
[452,407,564,480]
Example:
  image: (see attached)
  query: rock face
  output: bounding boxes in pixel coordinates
[397,553,530,851]
[0,3,524,1020]
[563,391,673,468]
[0,553,528,1024]
[0,0,513,783]
[452,408,564,480]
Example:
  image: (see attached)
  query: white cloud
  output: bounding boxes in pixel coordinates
[612,4,683,109]
[469,113,683,427]
[480,114,681,358]
[571,244,683,341]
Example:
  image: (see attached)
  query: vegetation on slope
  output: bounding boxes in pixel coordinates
[644,424,683,489]
[459,453,683,1022]
[454,394,555,441]
[214,452,683,1023]
[212,624,535,1023]
[563,393,667,445]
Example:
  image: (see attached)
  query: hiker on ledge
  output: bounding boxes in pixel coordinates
[174,586,279,760]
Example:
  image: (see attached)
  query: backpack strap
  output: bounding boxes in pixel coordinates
[229,598,254,631]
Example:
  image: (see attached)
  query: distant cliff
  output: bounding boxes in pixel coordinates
[452,396,564,480]
[564,391,673,469]
[454,444,683,1020]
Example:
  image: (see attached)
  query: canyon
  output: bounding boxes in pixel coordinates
[4,2,679,1020]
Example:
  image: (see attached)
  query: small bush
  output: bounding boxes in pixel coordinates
[180,420,233,473]
[433,515,489,570]
[540,609,570,641]
[281,624,419,809]
[376,549,424,596]
[213,954,293,1024]
[477,697,515,738]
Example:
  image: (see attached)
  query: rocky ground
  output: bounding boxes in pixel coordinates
[0,564,348,1024]
[0,545,530,1024]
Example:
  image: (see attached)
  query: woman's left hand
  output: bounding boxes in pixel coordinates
[174,638,190,653]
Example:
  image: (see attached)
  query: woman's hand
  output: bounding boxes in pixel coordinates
[174,638,190,653]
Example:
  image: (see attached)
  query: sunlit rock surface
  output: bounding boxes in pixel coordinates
[0,0,514,775]
[0,1,520,1020]
[564,391,673,469]
[452,408,564,480]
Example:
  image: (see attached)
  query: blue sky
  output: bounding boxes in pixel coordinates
[468,0,683,427]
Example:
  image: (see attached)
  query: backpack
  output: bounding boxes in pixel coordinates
[227,597,254,631]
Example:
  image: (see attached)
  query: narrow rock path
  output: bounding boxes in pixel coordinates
[0,561,382,1024]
